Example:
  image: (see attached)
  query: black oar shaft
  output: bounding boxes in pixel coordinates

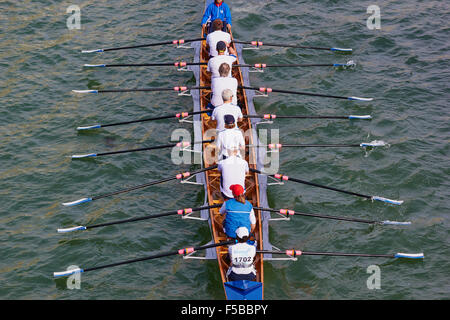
[244,114,349,120]
[91,165,217,201]
[98,86,208,93]
[241,86,348,100]
[84,240,233,273]
[253,207,377,224]
[281,144,360,148]
[250,168,371,200]
[102,38,205,52]
[101,110,209,128]
[96,143,177,157]
[87,204,221,229]
[257,250,395,258]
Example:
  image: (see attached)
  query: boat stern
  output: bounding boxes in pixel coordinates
[224,280,263,300]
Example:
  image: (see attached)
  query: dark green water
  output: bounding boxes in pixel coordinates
[1,0,448,300]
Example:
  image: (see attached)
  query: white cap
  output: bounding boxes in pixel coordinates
[235,227,249,239]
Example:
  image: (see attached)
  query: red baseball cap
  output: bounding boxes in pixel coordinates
[229,184,244,196]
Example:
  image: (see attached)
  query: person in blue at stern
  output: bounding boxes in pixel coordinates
[201,0,232,33]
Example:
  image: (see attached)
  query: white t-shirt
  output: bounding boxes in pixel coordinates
[206,30,231,57]
[211,76,238,107]
[217,156,249,199]
[211,103,243,131]
[216,128,245,159]
[207,54,237,78]
[227,242,256,275]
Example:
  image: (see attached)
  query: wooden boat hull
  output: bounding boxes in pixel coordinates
[195,1,264,300]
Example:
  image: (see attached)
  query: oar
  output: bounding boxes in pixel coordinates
[250,168,403,205]
[253,207,411,225]
[258,250,424,259]
[62,165,217,207]
[84,62,205,68]
[233,40,352,53]
[58,204,222,233]
[77,110,209,131]
[84,61,355,69]
[81,38,205,53]
[54,240,234,278]
[257,140,387,150]
[71,139,213,159]
[244,114,372,120]
[236,61,355,69]
[72,86,208,94]
[241,86,373,101]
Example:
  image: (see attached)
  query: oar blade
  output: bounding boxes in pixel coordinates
[331,47,353,53]
[394,253,424,259]
[348,96,373,101]
[71,153,97,159]
[57,226,87,233]
[381,220,412,226]
[360,140,387,148]
[84,64,106,67]
[62,197,92,207]
[72,90,98,94]
[54,268,84,278]
[81,49,104,53]
[348,115,372,120]
[372,196,403,205]
[77,124,101,130]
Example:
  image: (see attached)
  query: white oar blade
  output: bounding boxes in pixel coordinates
[72,90,99,94]
[394,253,424,259]
[348,96,373,101]
[54,268,83,278]
[348,115,372,120]
[331,47,352,52]
[360,140,387,148]
[77,125,101,130]
[71,153,97,159]
[381,220,411,226]
[81,49,104,53]
[62,197,92,207]
[57,226,87,233]
[372,196,403,205]
[84,64,106,67]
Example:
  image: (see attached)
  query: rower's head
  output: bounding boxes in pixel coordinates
[212,19,223,31]
[215,0,223,4]
[235,227,250,243]
[216,41,227,55]
[224,114,235,129]
[219,63,230,78]
[222,88,233,103]
[230,184,245,203]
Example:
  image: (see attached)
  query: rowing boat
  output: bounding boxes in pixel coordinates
[54,0,424,301]
[193,1,264,300]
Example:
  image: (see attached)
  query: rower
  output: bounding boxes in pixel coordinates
[211,63,238,107]
[207,41,237,78]
[211,89,243,131]
[226,227,257,282]
[206,19,231,57]
[219,184,256,237]
[201,0,232,33]
[216,115,245,160]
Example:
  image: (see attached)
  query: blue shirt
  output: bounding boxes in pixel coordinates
[201,2,232,26]
[221,199,253,238]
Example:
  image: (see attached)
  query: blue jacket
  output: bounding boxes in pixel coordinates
[201,2,232,26]
[223,199,253,238]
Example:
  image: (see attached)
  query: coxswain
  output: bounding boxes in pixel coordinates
[211,88,243,131]
[219,184,256,237]
[226,227,257,282]
[206,19,231,57]
[207,41,236,78]
[201,0,232,33]
[216,114,245,160]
